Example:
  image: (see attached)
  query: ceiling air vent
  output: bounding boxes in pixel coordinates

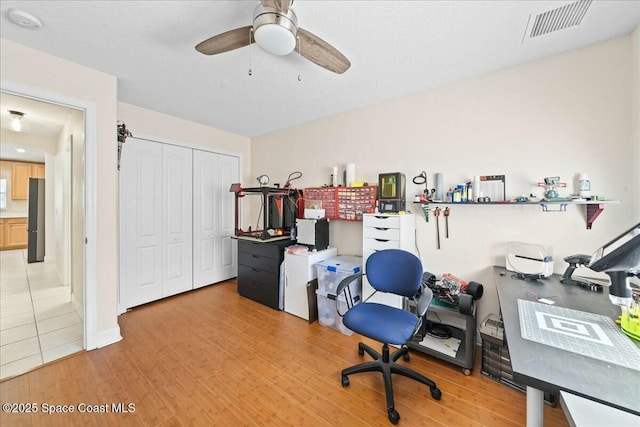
[527,0,592,39]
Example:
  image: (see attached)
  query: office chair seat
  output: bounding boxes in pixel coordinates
[336,249,441,425]
[343,303,418,345]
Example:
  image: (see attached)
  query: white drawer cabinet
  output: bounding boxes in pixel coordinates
[362,213,416,309]
[363,226,402,240]
[284,247,338,320]
[363,214,402,229]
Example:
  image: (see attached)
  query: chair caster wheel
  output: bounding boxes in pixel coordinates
[402,352,410,362]
[431,387,442,400]
[358,346,365,356]
[388,409,400,424]
[462,368,472,376]
[342,376,350,387]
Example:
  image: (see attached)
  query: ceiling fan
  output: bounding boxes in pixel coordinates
[195,0,350,74]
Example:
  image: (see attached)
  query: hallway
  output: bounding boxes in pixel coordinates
[0,249,83,380]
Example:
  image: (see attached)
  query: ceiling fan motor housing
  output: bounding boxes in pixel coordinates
[252,5,298,55]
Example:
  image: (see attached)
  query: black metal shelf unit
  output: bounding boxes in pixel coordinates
[232,186,301,240]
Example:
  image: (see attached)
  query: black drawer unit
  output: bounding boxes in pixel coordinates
[237,238,294,310]
[480,314,556,405]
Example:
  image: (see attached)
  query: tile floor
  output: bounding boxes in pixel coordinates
[0,249,83,380]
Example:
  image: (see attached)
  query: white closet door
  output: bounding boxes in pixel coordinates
[216,153,239,282]
[122,139,163,308]
[162,144,193,297]
[193,150,238,288]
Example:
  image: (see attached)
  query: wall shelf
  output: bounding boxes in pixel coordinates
[417,200,621,230]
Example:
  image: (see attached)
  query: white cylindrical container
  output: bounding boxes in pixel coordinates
[332,166,338,187]
[346,163,356,187]
[435,172,443,201]
[579,173,591,198]
[473,176,481,202]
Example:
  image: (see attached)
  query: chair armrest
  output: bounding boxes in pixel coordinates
[336,272,363,296]
[335,272,364,316]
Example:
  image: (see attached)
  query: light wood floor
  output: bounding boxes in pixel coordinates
[1,279,569,426]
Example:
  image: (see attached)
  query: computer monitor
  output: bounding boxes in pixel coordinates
[588,222,640,306]
[589,223,640,272]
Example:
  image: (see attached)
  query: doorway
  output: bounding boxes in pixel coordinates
[0,91,87,380]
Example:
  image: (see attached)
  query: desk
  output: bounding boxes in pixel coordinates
[493,266,640,427]
[560,391,640,427]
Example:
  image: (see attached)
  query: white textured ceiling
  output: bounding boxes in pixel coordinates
[0,1,638,138]
[0,92,75,162]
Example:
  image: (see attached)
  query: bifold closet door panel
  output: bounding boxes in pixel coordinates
[122,139,163,308]
[162,144,193,297]
[193,150,239,288]
[216,153,239,282]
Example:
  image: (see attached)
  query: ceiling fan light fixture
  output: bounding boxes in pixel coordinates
[254,24,296,55]
[253,5,298,56]
[8,110,25,132]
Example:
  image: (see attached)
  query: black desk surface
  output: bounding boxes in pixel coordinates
[493,266,640,416]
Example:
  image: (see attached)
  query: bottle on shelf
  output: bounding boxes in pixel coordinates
[472,176,481,203]
[579,173,591,198]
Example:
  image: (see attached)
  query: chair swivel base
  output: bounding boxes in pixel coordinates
[341,342,442,425]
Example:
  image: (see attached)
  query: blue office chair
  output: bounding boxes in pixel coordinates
[336,249,441,424]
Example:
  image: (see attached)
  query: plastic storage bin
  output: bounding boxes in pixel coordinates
[316,289,360,336]
[316,255,362,295]
[315,256,362,335]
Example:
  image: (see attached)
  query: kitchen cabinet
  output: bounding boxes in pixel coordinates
[32,163,45,178]
[10,161,45,200]
[1,217,28,250]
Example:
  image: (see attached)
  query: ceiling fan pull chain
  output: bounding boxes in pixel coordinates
[297,36,302,82]
[248,28,254,76]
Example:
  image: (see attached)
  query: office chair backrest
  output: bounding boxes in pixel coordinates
[366,249,424,298]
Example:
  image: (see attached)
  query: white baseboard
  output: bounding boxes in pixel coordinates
[96,326,123,348]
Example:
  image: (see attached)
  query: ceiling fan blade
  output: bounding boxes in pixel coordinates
[260,0,292,13]
[195,26,254,55]
[296,28,351,74]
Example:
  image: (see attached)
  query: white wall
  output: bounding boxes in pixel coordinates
[116,103,250,177]
[54,131,70,286]
[632,26,640,221]
[252,35,638,322]
[1,38,119,346]
[69,109,85,312]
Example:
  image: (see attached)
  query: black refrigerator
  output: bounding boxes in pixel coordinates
[27,178,45,263]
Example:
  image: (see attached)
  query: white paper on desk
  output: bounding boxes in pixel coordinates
[419,335,461,358]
